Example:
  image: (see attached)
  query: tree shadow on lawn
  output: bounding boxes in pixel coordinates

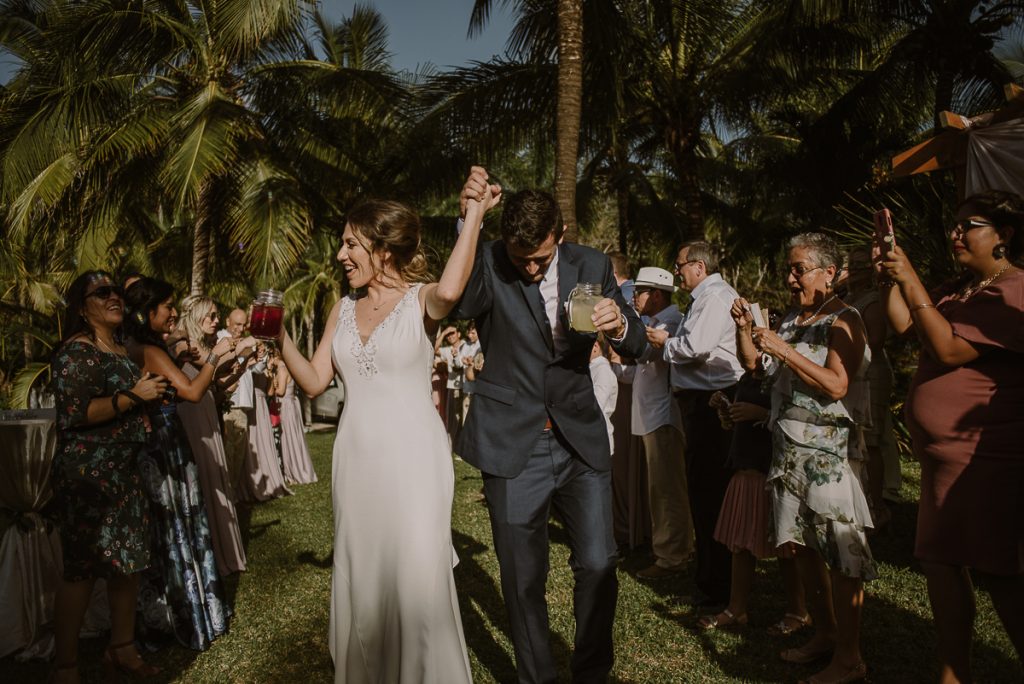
[454,528,576,684]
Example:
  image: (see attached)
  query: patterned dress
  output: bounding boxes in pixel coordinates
[51,341,150,580]
[136,384,230,650]
[767,308,877,580]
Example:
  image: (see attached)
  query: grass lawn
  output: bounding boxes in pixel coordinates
[4,430,1020,682]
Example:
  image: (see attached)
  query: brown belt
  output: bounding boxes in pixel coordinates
[544,418,553,431]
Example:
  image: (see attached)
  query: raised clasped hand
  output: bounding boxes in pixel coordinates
[461,166,502,218]
[751,326,785,358]
[592,298,624,337]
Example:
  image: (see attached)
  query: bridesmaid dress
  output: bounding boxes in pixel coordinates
[279,379,317,485]
[238,371,291,502]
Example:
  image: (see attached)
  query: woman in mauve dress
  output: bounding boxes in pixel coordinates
[270,353,318,484]
[175,295,257,576]
[877,190,1024,682]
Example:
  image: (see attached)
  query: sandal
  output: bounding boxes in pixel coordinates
[767,612,812,637]
[103,641,160,679]
[780,640,834,664]
[698,608,748,630]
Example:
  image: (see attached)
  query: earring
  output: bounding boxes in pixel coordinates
[826,279,833,291]
[994,243,1008,260]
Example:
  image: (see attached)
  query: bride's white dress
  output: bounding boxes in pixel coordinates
[329,285,472,684]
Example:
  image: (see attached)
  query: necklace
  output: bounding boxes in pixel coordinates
[94,335,124,356]
[958,263,1011,301]
[796,295,837,326]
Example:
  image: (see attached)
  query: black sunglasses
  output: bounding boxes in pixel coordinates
[85,285,125,300]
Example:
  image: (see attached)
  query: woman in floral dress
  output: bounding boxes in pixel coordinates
[124,277,234,650]
[50,271,169,683]
[734,233,875,684]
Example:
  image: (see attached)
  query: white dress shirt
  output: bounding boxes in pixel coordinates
[589,355,618,453]
[613,303,684,436]
[539,248,570,354]
[439,345,464,390]
[663,273,744,391]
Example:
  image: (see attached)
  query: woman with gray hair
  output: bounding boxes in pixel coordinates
[732,232,875,684]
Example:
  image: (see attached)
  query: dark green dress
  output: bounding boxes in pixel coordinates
[52,341,151,580]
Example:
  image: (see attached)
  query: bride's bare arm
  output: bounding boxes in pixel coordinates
[421,166,501,321]
[279,299,341,398]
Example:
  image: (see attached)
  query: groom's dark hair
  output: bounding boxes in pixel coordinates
[500,189,564,249]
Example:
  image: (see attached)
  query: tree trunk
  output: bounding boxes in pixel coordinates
[303,316,315,427]
[190,219,211,296]
[667,130,704,241]
[554,0,583,242]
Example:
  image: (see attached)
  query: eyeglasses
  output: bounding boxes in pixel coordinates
[85,285,124,300]
[787,265,822,278]
[633,287,653,297]
[951,219,994,239]
[673,259,700,273]
[204,311,220,321]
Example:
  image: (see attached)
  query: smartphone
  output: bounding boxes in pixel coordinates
[874,208,895,251]
[749,303,767,329]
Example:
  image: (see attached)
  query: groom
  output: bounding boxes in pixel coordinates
[453,168,646,683]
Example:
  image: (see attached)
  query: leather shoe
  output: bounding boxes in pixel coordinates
[635,563,685,580]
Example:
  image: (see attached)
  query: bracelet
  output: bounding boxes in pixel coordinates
[111,391,123,418]
[911,303,935,311]
[121,390,145,406]
[206,352,220,367]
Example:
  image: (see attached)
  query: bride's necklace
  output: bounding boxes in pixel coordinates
[796,295,837,326]
[365,288,406,311]
[958,263,1011,301]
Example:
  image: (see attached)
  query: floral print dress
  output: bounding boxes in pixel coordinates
[52,341,150,580]
[766,308,877,580]
[136,385,230,650]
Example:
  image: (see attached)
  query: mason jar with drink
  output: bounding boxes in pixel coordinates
[249,289,284,340]
[566,283,603,333]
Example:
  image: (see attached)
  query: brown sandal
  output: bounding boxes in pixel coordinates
[698,608,748,630]
[103,642,160,679]
[767,612,812,637]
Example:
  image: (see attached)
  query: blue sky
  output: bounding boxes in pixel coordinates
[321,1,516,72]
[0,1,517,82]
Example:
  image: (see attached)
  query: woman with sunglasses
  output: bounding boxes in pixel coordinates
[123,278,233,650]
[174,295,257,576]
[876,190,1024,682]
[733,232,875,684]
[49,272,169,682]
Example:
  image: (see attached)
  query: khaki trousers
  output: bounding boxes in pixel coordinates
[641,424,694,568]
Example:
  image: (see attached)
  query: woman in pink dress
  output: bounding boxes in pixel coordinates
[877,190,1024,682]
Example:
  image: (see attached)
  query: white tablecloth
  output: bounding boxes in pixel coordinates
[0,410,109,661]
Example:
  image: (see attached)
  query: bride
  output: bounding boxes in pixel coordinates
[278,167,500,683]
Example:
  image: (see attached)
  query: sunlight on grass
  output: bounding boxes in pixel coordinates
[3,434,1019,682]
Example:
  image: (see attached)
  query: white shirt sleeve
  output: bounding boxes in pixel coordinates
[663,291,732,365]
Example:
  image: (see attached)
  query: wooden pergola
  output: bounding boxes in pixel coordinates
[892,83,1024,198]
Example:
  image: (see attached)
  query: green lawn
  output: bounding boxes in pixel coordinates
[4,431,1020,682]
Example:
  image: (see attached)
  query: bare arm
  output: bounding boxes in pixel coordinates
[422,167,502,321]
[754,311,865,401]
[279,299,341,398]
[146,337,232,403]
[730,297,759,371]
[880,246,980,366]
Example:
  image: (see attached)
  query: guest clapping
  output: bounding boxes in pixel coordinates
[49,272,168,682]
[734,233,874,684]
[876,191,1024,681]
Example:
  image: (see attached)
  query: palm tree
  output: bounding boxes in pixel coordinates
[469,0,585,240]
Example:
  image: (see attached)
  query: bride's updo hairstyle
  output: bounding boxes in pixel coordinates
[346,200,431,283]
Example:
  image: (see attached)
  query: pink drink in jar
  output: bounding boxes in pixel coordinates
[250,289,284,340]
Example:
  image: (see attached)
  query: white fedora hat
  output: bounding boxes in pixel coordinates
[634,266,676,293]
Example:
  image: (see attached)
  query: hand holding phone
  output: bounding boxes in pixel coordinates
[873,208,895,253]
